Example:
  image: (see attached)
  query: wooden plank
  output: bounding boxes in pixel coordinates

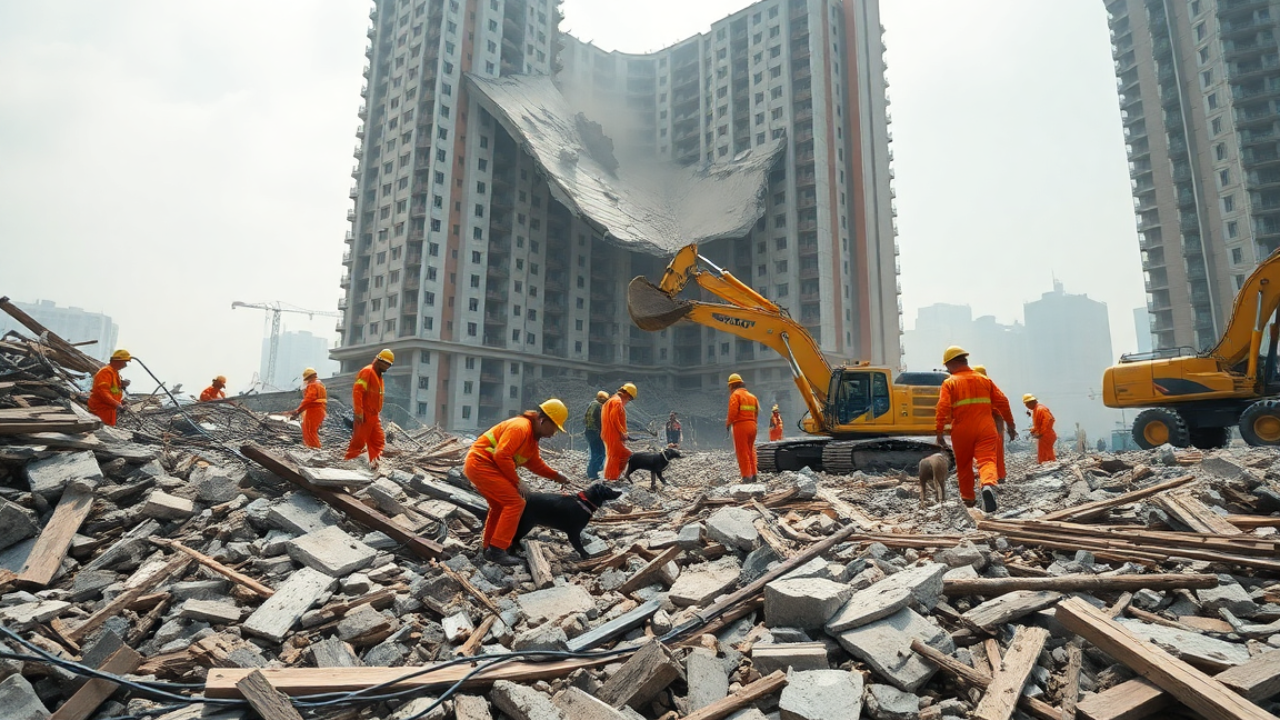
[205,655,615,697]
[815,488,875,530]
[567,598,663,653]
[1218,649,1280,702]
[1154,491,1242,536]
[597,639,682,710]
[241,444,442,559]
[974,625,1050,720]
[521,540,554,590]
[1054,596,1274,720]
[49,645,143,720]
[458,614,496,657]
[17,483,95,587]
[235,670,305,720]
[1038,475,1194,523]
[944,574,1219,598]
[1062,642,1082,720]
[66,554,191,643]
[963,590,1063,634]
[680,670,788,720]
[1079,650,1280,720]
[911,639,1062,720]
[616,545,682,596]
[151,537,274,598]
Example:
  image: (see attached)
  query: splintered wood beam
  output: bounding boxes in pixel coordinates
[49,645,142,720]
[18,483,95,587]
[1036,475,1193,522]
[235,670,305,720]
[943,573,1218,598]
[973,626,1050,720]
[150,537,274,598]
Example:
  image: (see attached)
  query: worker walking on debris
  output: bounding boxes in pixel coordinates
[87,349,131,426]
[1025,394,1058,463]
[465,399,573,566]
[972,366,1007,483]
[583,390,608,480]
[769,404,784,442]
[345,349,394,468]
[726,373,759,482]
[199,376,227,402]
[665,412,682,446]
[936,347,1016,512]
[288,368,327,449]
[602,383,637,481]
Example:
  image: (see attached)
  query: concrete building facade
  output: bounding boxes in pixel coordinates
[0,300,118,363]
[1106,0,1280,352]
[259,331,340,391]
[334,0,898,432]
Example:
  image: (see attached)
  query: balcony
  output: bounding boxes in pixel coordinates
[357,104,367,118]
[346,209,356,223]
[405,252,422,267]
[487,264,510,280]
[340,273,351,289]
[344,230,354,244]
[799,266,820,280]
[349,185,359,198]
[484,311,507,326]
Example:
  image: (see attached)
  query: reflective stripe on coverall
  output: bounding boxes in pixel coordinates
[601,395,631,481]
[769,410,784,442]
[464,413,561,550]
[87,366,123,427]
[1032,404,1057,463]
[344,364,385,461]
[936,369,1015,501]
[295,379,328,449]
[727,386,759,478]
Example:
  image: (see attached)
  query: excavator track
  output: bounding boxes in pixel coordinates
[819,437,953,476]
[757,438,830,472]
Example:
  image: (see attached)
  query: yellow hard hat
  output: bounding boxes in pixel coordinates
[972,365,987,376]
[214,375,227,384]
[377,348,395,364]
[596,390,609,402]
[111,349,132,361]
[942,346,969,364]
[1023,394,1037,404]
[302,367,317,379]
[620,382,638,399]
[772,404,779,411]
[727,373,743,385]
[539,398,568,432]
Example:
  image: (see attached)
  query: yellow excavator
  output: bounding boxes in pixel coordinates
[628,243,948,473]
[1103,249,1280,449]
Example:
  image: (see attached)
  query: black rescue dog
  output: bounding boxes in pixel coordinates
[509,482,623,558]
[625,446,684,490]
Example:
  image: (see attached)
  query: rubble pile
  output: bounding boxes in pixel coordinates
[2,327,1280,718]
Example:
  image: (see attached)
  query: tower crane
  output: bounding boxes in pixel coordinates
[231,301,341,387]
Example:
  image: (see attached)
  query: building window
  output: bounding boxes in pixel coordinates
[509,386,518,399]
[1220,169,1230,186]
[1223,194,1234,212]
[462,406,472,419]
[418,376,430,389]
[1232,246,1243,263]
[1195,23,1205,41]
[1215,143,1227,161]
[1212,117,1222,135]
[1228,221,1239,239]
[417,402,427,416]
[463,381,474,394]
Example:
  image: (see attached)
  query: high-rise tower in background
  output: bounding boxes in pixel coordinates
[1106,0,1280,351]
[335,0,899,431]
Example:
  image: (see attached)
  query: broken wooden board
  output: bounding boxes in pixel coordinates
[943,573,1218,598]
[521,539,554,590]
[17,483,95,587]
[973,625,1050,720]
[1078,648,1280,720]
[49,644,142,720]
[235,670,305,720]
[1037,475,1194,523]
[1154,490,1241,536]
[962,590,1063,634]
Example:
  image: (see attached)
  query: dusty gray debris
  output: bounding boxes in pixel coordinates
[516,585,594,627]
[454,694,494,720]
[178,599,240,625]
[778,669,863,720]
[0,500,38,552]
[836,607,954,693]
[1196,576,1257,618]
[751,642,829,675]
[24,450,101,501]
[266,493,337,535]
[552,686,632,720]
[826,562,946,634]
[764,578,852,630]
[677,522,705,549]
[669,559,742,607]
[242,567,335,643]
[705,506,761,552]
[513,623,570,652]
[863,683,921,720]
[286,525,377,577]
[686,647,729,711]
[0,673,49,720]
[492,679,564,720]
[142,490,196,520]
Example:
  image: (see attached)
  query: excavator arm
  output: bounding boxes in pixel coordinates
[629,243,833,427]
[1207,248,1280,382]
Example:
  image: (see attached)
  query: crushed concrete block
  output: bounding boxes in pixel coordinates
[0,500,38,552]
[933,540,985,570]
[516,584,594,627]
[864,683,920,720]
[778,669,863,720]
[686,647,729,711]
[729,483,768,501]
[752,642,829,675]
[0,673,49,720]
[454,695,494,720]
[189,464,242,503]
[836,607,954,693]
[793,475,818,500]
[1196,576,1257,618]
[267,493,336,535]
[764,578,851,630]
[179,599,241,625]
[25,450,101,501]
[741,545,781,584]
[647,530,680,549]
[243,567,335,643]
[287,525,377,577]
[1,600,70,628]
[669,559,742,607]
[513,623,569,652]
[705,506,760,552]
[492,679,564,720]
[677,523,704,549]
[1115,618,1250,669]
[826,562,946,634]
[142,490,196,520]
[336,605,390,642]
[390,696,449,720]
[552,686,631,720]
[443,611,475,644]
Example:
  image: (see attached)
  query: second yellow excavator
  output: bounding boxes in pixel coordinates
[628,243,948,474]
[1104,249,1280,449]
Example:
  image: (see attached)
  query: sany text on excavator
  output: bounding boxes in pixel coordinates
[628,243,949,474]
[1104,249,1280,449]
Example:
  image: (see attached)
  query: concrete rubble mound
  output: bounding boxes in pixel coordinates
[3,316,1280,718]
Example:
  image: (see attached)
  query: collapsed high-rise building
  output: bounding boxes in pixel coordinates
[334,0,899,432]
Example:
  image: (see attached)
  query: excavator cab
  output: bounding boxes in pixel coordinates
[829,368,892,425]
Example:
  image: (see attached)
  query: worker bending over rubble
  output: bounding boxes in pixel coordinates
[602,383,637,481]
[344,348,394,468]
[465,399,572,566]
[972,365,1007,483]
[935,346,1016,512]
[725,373,759,482]
[288,367,327,449]
[199,375,227,402]
[88,349,131,426]
[1024,393,1058,463]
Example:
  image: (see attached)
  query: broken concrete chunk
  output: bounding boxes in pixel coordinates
[443,611,475,644]
[266,493,336,535]
[597,639,682,711]
[705,506,760,552]
[491,679,565,720]
[0,673,49,720]
[764,578,852,630]
[1115,618,1251,670]
[751,642,829,675]
[189,464,243,503]
[242,567,335,643]
[454,695,494,720]
[142,490,196,520]
[728,483,768,501]
[827,562,946,634]
[24,450,101,501]
[513,623,569,652]
[686,647,729,711]
[286,525,377,577]
[863,683,921,720]
[836,606,954,693]
[0,500,38,552]
[516,584,594,627]
[1196,576,1257,618]
[778,669,863,720]
[552,686,632,720]
[677,523,704,550]
[669,559,742,607]
[179,599,241,625]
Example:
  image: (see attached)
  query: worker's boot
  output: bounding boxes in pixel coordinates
[484,547,523,566]
[981,486,998,513]
[961,497,976,509]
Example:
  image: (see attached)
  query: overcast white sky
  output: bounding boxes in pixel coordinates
[0,0,1145,395]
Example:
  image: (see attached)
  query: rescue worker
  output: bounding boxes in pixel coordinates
[665,412,682,446]
[465,399,572,566]
[725,373,759,482]
[768,405,784,442]
[583,390,608,480]
[199,376,227,402]
[602,383,637,481]
[88,349,131,426]
[344,349,394,468]
[935,347,1016,512]
[1024,394,1057,463]
[972,365,1007,484]
[288,368,327,449]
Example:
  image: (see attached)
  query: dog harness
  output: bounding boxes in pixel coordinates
[575,491,599,515]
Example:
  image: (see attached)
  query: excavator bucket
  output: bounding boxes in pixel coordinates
[627,276,692,331]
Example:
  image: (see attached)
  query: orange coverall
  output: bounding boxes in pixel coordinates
[601,395,631,481]
[344,365,385,462]
[465,413,561,551]
[768,410,784,442]
[294,379,328,449]
[87,365,124,426]
[727,387,760,477]
[199,386,225,402]
[1032,404,1057,463]
[935,369,1015,502]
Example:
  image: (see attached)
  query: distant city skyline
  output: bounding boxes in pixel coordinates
[0,299,118,363]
